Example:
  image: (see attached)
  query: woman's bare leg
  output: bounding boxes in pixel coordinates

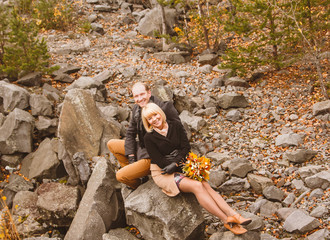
[201,181,237,217]
[178,177,228,223]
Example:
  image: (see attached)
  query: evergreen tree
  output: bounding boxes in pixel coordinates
[220,0,304,76]
[0,9,50,79]
[0,4,9,66]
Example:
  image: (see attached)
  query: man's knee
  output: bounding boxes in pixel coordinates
[116,170,126,183]
[107,139,119,152]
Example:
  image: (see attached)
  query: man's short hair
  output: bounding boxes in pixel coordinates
[132,82,150,92]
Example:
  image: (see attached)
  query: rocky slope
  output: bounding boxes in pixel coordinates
[0,0,329,239]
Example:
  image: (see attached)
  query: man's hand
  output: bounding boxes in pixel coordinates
[128,155,136,164]
[161,162,177,174]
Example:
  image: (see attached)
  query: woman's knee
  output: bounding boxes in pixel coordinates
[194,181,204,191]
[182,179,204,193]
[201,180,211,189]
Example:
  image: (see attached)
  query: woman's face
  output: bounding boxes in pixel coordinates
[146,112,164,129]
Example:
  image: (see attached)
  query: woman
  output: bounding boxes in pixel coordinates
[141,103,251,235]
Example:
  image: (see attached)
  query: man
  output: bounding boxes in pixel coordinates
[107,82,181,189]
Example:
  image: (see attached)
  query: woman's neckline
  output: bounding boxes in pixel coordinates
[154,122,169,137]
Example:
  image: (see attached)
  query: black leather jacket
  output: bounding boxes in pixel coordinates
[124,95,180,160]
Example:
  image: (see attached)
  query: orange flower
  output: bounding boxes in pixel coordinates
[182,152,211,182]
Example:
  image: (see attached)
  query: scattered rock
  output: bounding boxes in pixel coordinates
[284,149,317,163]
[283,210,321,233]
[312,100,330,116]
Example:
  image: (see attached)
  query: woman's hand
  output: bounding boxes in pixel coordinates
[161,162,177,174]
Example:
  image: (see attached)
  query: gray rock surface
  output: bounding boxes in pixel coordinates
[64,157,125,240]
[283,210,321,233]
[0,108,34,154]
[20,138,61,180]
[124,180,205,240]
[284,149,317,163]
[217,93,249,109]
[36,182,80,227]
[0,81,30,112]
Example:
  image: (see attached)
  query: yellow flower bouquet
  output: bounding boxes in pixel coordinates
[182,152,211,182]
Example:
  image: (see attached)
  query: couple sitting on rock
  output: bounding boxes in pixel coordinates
[107,82,251,235]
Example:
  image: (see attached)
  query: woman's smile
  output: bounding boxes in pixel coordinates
[148,113,163,129]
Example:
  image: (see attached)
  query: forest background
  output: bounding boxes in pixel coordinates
[0,0,329,99]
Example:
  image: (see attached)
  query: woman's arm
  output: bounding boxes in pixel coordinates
[172,121,191,163]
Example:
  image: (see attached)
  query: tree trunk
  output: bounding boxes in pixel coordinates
[197,0,210,50]
[160,4,170,51]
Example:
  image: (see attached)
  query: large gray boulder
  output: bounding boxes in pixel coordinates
[208,169,226,188]
[58,89,120,160]
[124,180,205,240]
[283,210,321,233]
[65,76,108,102]
[93,69,116,84]
[136,7,178,37]
[0,108,34,154]
[20,138,61,181]
[64,157,125,240]
[0,80,30,113]
[304,170,330,189]
[36,182,80,227]
[312,100,330,116]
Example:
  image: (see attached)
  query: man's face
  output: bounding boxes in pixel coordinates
[132,85,151,108]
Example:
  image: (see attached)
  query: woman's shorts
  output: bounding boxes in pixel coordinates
[174,173,185,188]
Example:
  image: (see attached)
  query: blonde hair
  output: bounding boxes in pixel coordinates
[141,103,166,132]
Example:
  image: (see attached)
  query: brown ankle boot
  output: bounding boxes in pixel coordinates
[224,223,247,235]
[227,214,252,225]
